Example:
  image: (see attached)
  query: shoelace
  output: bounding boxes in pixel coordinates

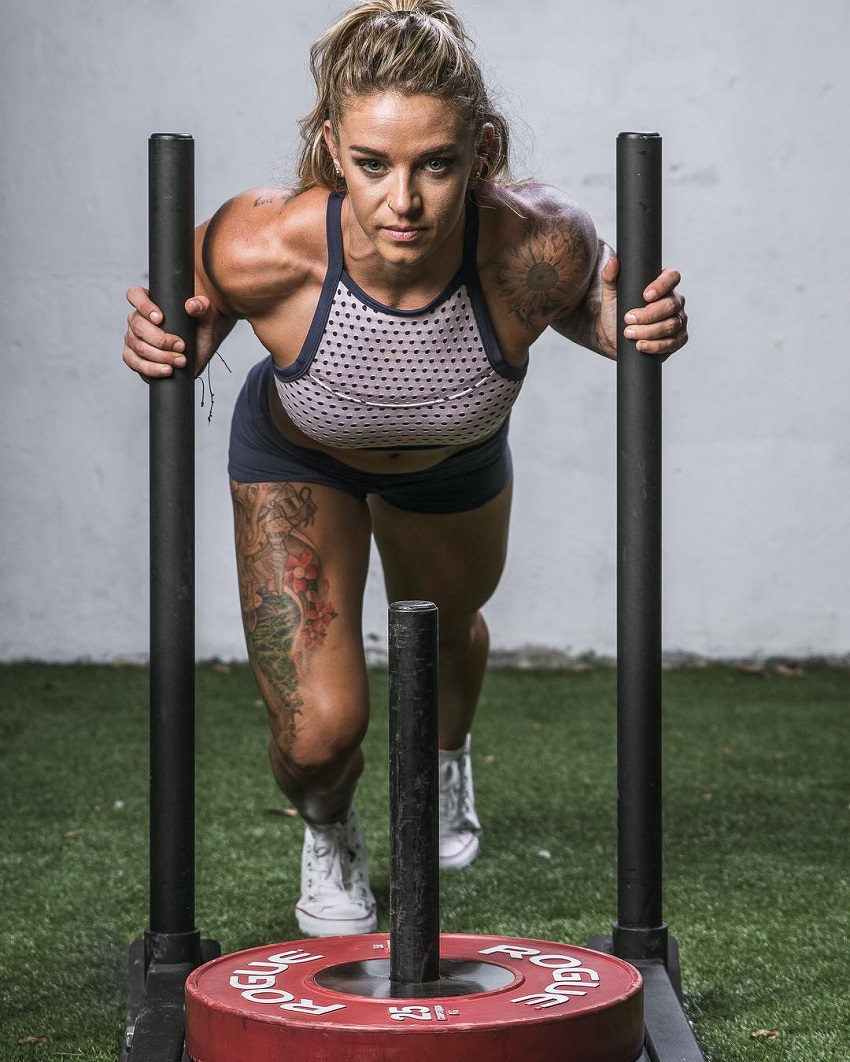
[308,823,369,902]
[308,830,346,898]
[439,759,466,828]
[342,821,370,899]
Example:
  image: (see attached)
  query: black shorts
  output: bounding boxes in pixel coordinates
[228,357,513,514]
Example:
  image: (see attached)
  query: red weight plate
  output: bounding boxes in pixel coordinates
[186,933,643,1062]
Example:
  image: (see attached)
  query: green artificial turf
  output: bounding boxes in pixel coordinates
[0,662,847,1060]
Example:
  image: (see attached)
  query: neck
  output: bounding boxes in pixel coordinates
[340,198,465,310]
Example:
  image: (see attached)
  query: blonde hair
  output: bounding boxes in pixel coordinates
[297,0,510,191]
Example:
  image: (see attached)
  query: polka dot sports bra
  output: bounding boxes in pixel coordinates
[272,193,526,450]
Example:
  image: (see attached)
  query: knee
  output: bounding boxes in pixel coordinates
[439,610,489,667]
[268,689,369,786]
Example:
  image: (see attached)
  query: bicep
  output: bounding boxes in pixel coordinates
[198,189,301,319]
[197,214,242,321]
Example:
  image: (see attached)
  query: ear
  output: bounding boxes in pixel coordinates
[475,123,496,177]
[479,123,496,155]
[323,120,340,169]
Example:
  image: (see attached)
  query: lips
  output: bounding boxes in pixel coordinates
[384,227,423,242]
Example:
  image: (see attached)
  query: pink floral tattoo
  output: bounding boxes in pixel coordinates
[231,481,338,747]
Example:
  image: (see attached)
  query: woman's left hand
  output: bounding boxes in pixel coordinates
[599,255,688,357]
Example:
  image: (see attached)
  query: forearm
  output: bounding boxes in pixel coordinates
[190,219,239,376]
[193,313,237,377]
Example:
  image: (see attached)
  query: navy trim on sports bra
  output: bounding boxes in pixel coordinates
[274,194,346,382]
[462,200,526,381]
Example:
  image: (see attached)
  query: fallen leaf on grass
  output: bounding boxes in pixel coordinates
[775,663,804,677]
[750,1028,780,1041]
[19,1036,48,1045]
[265,807,299,818]
[65,829,84,839]
[737,664,765,677]
[484,754,496,764]
[212,663,231,673]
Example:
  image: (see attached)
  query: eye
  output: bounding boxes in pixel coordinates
[424,158,451,174]
[356,158,386,176]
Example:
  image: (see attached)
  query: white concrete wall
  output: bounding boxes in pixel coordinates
[1,0,847,662]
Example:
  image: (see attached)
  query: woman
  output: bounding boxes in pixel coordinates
[123,0,688,938]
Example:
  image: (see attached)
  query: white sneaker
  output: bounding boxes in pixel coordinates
[295,807,377,937]
[439,736,481,870]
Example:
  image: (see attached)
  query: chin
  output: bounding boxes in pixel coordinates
[379,236,429,261]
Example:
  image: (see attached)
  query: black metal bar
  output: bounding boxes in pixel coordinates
[388,601,441,989]
[148,132,200,958]
[124,132,220,1062]
[123,938,220,1061]
[613,131,668,963]
[640,962,706,1062]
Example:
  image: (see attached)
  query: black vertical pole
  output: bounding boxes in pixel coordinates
[590,133,706,1058]
[613,132,668,964]
[388,601,441,990]
[147,132,200,967]
[124,133,218,1062]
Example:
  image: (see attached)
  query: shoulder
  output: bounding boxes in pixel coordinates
[476,181,600,334]
[486,180,596,228]
[201,187,330,315]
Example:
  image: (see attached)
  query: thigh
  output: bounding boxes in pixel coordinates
[231,478,373,756]
[369,479,513,640]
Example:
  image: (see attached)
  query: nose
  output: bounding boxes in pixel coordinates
[387,172,420,216]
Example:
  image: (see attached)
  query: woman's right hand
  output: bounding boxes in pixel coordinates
[122,286,216,379]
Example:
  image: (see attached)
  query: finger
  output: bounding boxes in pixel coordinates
[624,294,685,328]
[633,319,688,356]
[600,253,619,286]
[122,343,178,378]
[625,312,687,345]
[124,322,188,371]
[126,285,164,324]
[624,300,687,343]
[126,307,187,355]
[634,331,688,356]
[642,268,682,302]
[186,294,211,317]
[125,332,187,369]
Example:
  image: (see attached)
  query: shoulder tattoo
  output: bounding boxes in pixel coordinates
[495,218,592,331]
[253,191,296,208]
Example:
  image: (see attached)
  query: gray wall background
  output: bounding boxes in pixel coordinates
[1,0,847,663]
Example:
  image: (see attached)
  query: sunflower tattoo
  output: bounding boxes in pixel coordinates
[496,219,590,330]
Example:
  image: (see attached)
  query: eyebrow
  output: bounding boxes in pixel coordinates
[348,143,459,159]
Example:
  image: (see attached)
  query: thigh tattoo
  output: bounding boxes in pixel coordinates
[231,482,339,743]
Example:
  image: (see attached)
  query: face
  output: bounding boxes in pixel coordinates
[324,92,492,270]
